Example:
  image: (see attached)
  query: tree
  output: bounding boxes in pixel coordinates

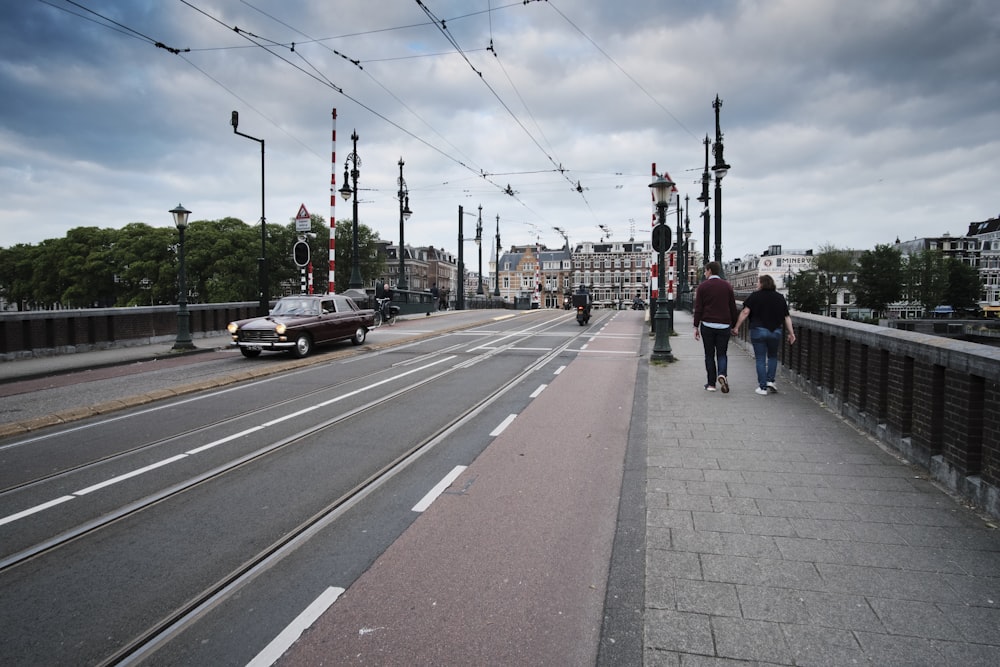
[854,244,902,317]
[112,223,177,306]
[812,244,859,315]
[943,258,982,312]
[787,270,826,314]
[334,219,385,291]
[0,244,39,310]
[902,250,948,313]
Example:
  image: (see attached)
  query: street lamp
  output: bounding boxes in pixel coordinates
[230,111,268,316]
[396,157,412,290]
[712,95,731,268]
[493,214,501,297]
[338,130,364,290]
[649,175,675,362]
[682,197,692,308]
[170,204,195,351]
[476,205,484,295]
[698,135,711,283]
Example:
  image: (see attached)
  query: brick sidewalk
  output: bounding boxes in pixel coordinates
[644,310,1000,665]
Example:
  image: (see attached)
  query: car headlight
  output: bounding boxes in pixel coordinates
[227,322,238,334]
[275,323,287,335]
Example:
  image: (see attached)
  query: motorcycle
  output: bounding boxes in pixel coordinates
[572,293,591,326]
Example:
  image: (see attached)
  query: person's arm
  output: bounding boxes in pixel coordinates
[784,314,796,344]
[733,306,750,334]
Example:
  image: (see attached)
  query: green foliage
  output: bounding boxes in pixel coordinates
[854,244,903,316]
[902,250,948,312]
[943,258,982,311]
[787,270,826,313]
[333,218,385,291]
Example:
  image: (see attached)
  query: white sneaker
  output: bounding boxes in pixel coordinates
[755,387,769,395]
[705,385,717,392]
[766,382,777,394]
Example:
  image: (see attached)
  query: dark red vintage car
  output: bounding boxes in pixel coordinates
[227,294,375,358]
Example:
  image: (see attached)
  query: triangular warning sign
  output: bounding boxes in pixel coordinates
[296,204,310,219]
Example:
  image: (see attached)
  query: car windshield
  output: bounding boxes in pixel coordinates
[271,299,316,316]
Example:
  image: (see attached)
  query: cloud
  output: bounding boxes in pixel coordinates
[1,0,998,266]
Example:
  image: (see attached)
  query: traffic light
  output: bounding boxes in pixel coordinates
[293,241,310,267]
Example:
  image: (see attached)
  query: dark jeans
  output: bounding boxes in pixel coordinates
[750,327,782,389]
[700,324,731,386]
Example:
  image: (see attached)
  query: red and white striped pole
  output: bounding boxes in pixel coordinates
[328,108,337,294]
[650,162,658,300]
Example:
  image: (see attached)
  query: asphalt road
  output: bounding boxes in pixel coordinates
[0,308,646,665]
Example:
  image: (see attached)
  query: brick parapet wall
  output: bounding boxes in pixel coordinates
[0,303,259,358]
[782,313,1000,519]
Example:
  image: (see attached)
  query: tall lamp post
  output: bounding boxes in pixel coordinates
[231,111,268,316]
[649,175,675,362]
[476,205,484,295]
[338,130,364,290]
[682,196,692,308]
[493,214,501,297]
[170,204,195,351]
[712,95,731,267]
[396,157,412,290]
[698,135,711,283]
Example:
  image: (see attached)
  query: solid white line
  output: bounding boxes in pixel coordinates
[489,414,517,437]
[411,465,468,512]
[186,426,263,455]
[0,495,75,527]
[73,454,189,496]
[245,586,345,667]
[529,384,547,398]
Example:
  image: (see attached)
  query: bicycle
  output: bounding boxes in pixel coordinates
[373,297,398,327]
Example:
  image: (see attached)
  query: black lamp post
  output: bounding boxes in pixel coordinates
[649,175,675,362]
[170,204,195,351]
[493,214,501,297]
[396,157,412,290]
[698,135,711,283]
[682,196,692,308]
[712,95,731,268]
[476,205,484,295]
[338,130,364,290]
[231,111,268,316]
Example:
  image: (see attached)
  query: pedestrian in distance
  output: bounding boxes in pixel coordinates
[430,283,440,310]
[733,274,796,395]
[693,261,738,393]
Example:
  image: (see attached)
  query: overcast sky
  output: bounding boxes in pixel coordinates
[2,0,998,265]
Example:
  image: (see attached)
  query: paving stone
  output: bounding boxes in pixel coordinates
[780,624,866,667]
[736,585,811,623]
[644,609,714,654]
[711,616,793,663]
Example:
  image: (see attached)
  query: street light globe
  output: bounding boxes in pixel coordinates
[169,204,191,230]
[648,176,676,206]
[339,170,352,201]
[712,164,730,181]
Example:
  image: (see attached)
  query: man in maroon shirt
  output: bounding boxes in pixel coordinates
[693,261,738,392]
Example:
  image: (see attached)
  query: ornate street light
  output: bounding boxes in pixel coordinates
[476,205,484,295]
[338,130,364,290]
[649,175,676,362]
[170,204,195,351]
[396,157,412,289]
[712,95,731,268]
[494,214,501,297]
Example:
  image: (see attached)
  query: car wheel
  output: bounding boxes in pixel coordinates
[351,326,367,345]
[291,333,313,358]
[240,347,261,358]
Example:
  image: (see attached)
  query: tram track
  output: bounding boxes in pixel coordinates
[102,325,583,666]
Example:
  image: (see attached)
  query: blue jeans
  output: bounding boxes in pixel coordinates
[750,327,782,389]
[700,324,731,386]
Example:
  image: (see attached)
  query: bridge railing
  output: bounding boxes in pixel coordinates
[736,312,1000,519]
